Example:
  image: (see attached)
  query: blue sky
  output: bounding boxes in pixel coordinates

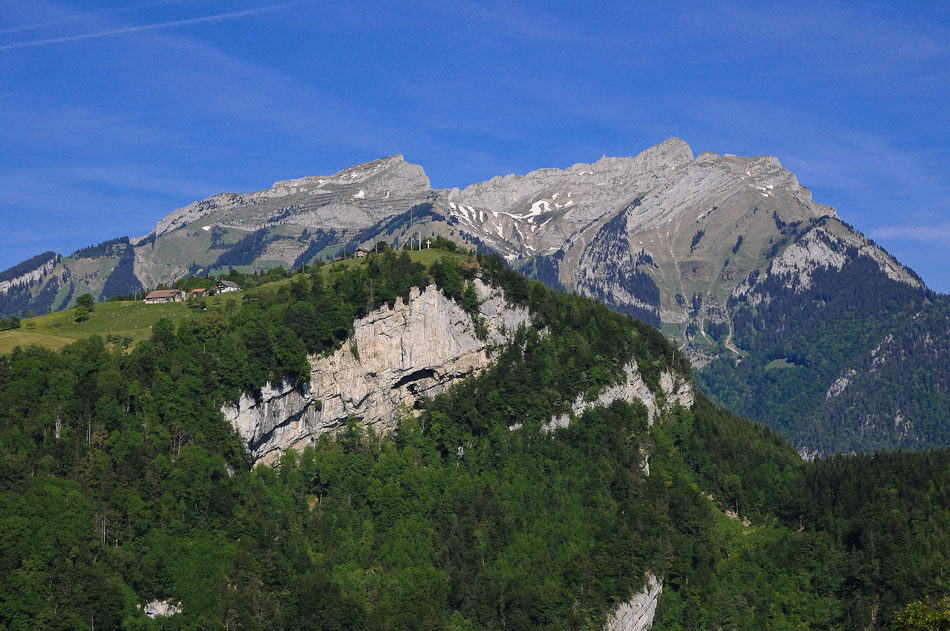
[1,0,948,290]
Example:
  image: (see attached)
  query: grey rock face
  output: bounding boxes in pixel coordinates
[5,136,922,328]
[222,279,530,466]
[141,599,181,618]
[541,363,693,432]
[444,138,695,258]
[748,225,922,293]
[146,154,432,240]
[604,573,663,631]
[110,138,920,340]
[0,257,57,295]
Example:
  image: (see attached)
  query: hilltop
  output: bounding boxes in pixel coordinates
[2,140,948,454]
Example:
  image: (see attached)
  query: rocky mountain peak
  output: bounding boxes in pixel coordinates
[690,150,836,221]
[264,154,431,200]
[145,154,433,240]
[634,136,694,170]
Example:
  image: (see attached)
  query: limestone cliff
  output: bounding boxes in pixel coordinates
[540,363,693,432]
[604,573,663,631]
[223,278,530,466]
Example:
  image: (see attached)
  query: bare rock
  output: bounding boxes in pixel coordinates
[223,279,530,466]
[541,363,693,432]
[145,154,432,240]
[140,599,181,618]
[604,573,663,631]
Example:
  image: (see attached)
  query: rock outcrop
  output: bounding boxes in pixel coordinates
[747,225,923,294]
[604,573,663,631]
[0,256,57,295]
[140,599,181,618]
[540,362,693,432]
[223,278,530,466]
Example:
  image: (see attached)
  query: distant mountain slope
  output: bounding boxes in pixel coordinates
[2,139,947,455]
[698,246,950,455]
[0,238,143,317]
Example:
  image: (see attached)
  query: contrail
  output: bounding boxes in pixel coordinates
[0,4,294,51]
[0,0,181,36]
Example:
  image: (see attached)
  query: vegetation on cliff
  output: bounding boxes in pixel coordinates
[0,250,946,629]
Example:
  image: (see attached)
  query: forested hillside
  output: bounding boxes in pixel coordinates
[0,251,947,629]
[698,252,950,455]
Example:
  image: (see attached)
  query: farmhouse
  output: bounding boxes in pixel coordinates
[190,288,208,299]
[216,280,240,293]
[355,248,369,258]
[143,289,185,304]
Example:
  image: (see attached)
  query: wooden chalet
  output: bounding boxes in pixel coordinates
[143,289,185,304]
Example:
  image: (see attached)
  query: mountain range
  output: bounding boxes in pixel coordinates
[2,139,948,455]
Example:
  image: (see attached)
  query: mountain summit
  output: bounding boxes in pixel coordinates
[151,153,432,239]
[1,139,946,455]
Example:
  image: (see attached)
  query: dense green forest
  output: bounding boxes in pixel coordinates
[699,252,950,454]
[0,250,947,629]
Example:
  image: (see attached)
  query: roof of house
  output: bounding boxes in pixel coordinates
[190,288,207,293]
[217,280,240,288]
[145,289,182,299]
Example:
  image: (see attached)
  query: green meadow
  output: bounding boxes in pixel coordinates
[0,248,472,355]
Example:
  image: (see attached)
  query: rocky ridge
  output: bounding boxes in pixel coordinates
[148,154,431,239]
[740,224,922,296]
[223,278,531,466]
[0,257,58,295]
[4,138,915,332]
[444,138,695,257]
[4,138,943,455]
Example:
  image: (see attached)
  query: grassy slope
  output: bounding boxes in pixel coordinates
[0,249,471,355]
[0,301,195,354]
